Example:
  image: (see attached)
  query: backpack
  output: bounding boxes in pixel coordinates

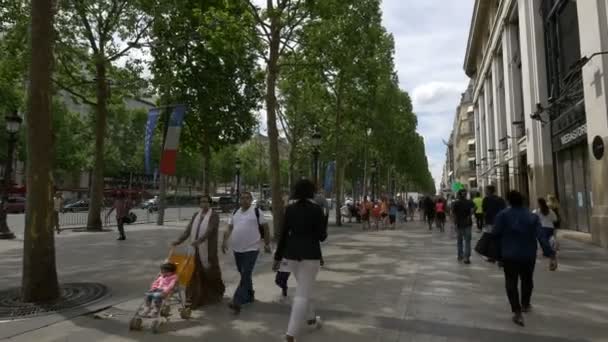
[233,207,265,238]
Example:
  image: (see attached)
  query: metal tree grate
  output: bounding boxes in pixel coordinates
[0,283,109,320]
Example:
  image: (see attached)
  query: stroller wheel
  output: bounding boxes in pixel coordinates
[180,307,192,319]
[151,320,163,334]
[129,317,143,331]
[160,306,171,317]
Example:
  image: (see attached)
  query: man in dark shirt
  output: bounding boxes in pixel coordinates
[493,190,557,327]
[482,185,506,232]
[451,189,475,264]
[423,195,435,230]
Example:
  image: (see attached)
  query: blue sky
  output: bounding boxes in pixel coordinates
[380,0,475,188]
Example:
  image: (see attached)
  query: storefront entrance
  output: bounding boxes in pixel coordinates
[556,142,592,233]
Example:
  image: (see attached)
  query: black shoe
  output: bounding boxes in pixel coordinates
[522,305,532,313]
[512,313,525,326]
[117,236,126,241]
[458,256,463,262]
[464,258,471,264]
[228,302,241,315]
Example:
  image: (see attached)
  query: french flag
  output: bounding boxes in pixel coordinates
[160,105,186,176]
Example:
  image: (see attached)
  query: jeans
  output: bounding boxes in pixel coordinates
[474,213,484,231]
[540,227,554,243]
[503,260,536,313]
[457,226,472,259]
[145,289,164,306]
[233,250,259,306]
[286,260,320,337]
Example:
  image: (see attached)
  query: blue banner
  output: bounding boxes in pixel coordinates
[144,108,161,175]
[324,161,335,194]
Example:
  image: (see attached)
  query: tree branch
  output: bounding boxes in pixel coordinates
[278,13,307,56]
[276,105,293,143]
[52,79,98,106]
[107,17,153,62]
[73,2,99,54]
[246,0,272,40]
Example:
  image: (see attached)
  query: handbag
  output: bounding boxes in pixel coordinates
[475,232,500,260]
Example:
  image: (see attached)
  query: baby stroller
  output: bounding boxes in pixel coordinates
[129,247,194,333]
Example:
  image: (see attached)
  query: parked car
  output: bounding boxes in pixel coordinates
[141,197,159,212]
[62,199,89,213]
[4,197,26,214]
[212,196,237,213]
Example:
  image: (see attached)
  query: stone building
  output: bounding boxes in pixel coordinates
[452,84,478,192]
[464,0,608,247]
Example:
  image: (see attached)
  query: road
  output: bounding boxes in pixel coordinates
[1,219,608,341]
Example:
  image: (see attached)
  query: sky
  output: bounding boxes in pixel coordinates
[380,0,475,189]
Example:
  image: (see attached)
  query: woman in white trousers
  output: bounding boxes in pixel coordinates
[274,179,328,342]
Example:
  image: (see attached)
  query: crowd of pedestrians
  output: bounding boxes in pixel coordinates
[136,178,563,339]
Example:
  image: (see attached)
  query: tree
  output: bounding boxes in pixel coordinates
[297,0,396,225]
[246,0,313,239]
[149,0,262,194]
[54,0,152,231]
[21,0,59,302]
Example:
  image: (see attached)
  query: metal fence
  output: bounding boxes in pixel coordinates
[58,206,199,229]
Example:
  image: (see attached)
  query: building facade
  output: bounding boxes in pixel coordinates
[464,0,608,247]
[452,84,478,192]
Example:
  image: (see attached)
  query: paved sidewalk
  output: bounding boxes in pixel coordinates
[2,220,608,341]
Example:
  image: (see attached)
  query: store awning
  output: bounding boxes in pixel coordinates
[468,157,476,161]
[468,139,475,145]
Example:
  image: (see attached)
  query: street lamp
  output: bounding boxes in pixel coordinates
[235,157,242,201]
[311,129,322,189]
[0,111,22,240]
[370,161,377,202]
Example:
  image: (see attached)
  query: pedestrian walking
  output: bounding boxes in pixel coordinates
[360,198,372,230]
[274,179,327,342]
[473,192,484,232]
[533,198,559,251]
[451,190,475,264]
[422,195,435,230]
[407,197,415,221]
[482,185,506,262]
[105,191,131,241]
[380,197,389,229]
[482,185,506,233]
[388,199,398,229]
[171,195,225,308]
[222,192,271,314]
[53,191,63,234]
[493,190,557,327]
[371,201,382,230]
[435,197,446,232]
[546,194,561,250]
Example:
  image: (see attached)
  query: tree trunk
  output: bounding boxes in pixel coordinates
[334,96,342,227]
[267,16,285,241]
[201,143,211,195]
[86,59,108,231]
[288,142,297,189]
[335,159,346,227]
[22,0,59,302]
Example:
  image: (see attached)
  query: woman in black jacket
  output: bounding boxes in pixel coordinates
[273,179,327,342]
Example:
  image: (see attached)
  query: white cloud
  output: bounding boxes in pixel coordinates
[381,0,475,190]
[412,81,468,114]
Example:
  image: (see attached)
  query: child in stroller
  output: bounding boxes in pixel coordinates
[141,262,178,317]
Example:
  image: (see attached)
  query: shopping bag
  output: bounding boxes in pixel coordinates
[475,232,500,260]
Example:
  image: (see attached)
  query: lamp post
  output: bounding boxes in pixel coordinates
[235,158,242,201]
[370,161,377,202]
[0,111,22,239]
[311,129,322,189]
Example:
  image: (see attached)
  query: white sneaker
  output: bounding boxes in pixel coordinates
[308,316,322,330]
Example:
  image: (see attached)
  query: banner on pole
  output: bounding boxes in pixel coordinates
[144,108,161,175]
[160,105,187,175]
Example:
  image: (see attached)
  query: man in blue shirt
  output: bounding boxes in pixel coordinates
[493,190,557,327]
